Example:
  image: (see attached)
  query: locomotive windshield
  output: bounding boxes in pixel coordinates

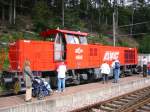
[79,36,87,44]
[66,34,79,44]
[66,34,87,44]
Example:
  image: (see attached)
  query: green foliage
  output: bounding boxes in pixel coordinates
[88,34,113,45]
[32,1,51,31]
[1,0,150,52]
[138,35,150,53]
[0,32,27,42]
[118,7,132,32]
[133,7,150,35]
[23,32,40,40]
[64,9,86,30]
[0,34,10,42]
[118,39,129,47]
[3,53,9,70]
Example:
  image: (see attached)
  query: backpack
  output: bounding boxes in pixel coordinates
[115,62,120,69]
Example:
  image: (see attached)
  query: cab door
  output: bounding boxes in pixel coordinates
[54,33,66,61]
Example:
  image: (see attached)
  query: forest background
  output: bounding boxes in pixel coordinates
[0,0,150,53]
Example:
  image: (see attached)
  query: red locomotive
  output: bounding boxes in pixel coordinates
[1,29,138,93]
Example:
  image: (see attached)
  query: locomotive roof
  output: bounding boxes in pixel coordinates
[40,29,88,37]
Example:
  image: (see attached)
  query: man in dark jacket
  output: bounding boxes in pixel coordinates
[142,56,148,77]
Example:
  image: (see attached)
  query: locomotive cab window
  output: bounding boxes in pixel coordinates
[54,33,66,61]
[79,36,87,44]
[66,34,79,44]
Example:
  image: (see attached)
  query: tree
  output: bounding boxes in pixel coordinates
[32,1,51,31]
[138,35,150,53]
[9,0,13,24]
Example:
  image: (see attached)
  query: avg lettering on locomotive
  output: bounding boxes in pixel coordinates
[103,51,119,61]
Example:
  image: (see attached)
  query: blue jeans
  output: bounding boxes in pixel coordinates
[114,69,120,82]
[58,78,65,92]
[102,73,108,83]
[148,69,150,75]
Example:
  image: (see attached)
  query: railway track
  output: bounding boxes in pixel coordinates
[71,86,150,112]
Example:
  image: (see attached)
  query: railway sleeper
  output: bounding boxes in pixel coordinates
[146,103,150,107]
[112,101,125,106]
[118,98,130,103]
[100,105,115,112]
[129,94,139,98]
[140,106,150,111]
[133,92,145,95]
[125,96,136,100]
[104,103,120,109]
[138,90,150,94]
[91,108,102,112]
[136,109,149,112]
[144,88,150,91]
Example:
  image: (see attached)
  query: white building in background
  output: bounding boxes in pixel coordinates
[109,0,150,6]
[50,0,150,8]
[109,0,134,6]
[138,54,150,66]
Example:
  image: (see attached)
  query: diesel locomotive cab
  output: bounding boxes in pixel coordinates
[53,31,89,85]
[46,31,88,61]
[40,29,89,85]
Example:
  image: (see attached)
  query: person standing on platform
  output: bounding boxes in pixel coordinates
[23,59,33,102]
[111,59,120,83]
[142,56,148,77]
[100,61,110,84]
[148,62,150,75]
[56,62,67,93]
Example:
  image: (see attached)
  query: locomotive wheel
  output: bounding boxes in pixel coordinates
[74,79,80,85]
[13,80,20,94]
[38,91,44,100]
[74,77,80,85]
[74,74,80,85]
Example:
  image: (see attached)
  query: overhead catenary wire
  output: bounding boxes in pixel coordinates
[117,32,148,37]
[119,21,150,28]
[117,21,150,37]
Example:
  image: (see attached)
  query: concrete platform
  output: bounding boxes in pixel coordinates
[0,75,150,112]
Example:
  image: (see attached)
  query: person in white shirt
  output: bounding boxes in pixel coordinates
[57,62,67,92]
[100,61,110,84]
[142,56,148,77]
